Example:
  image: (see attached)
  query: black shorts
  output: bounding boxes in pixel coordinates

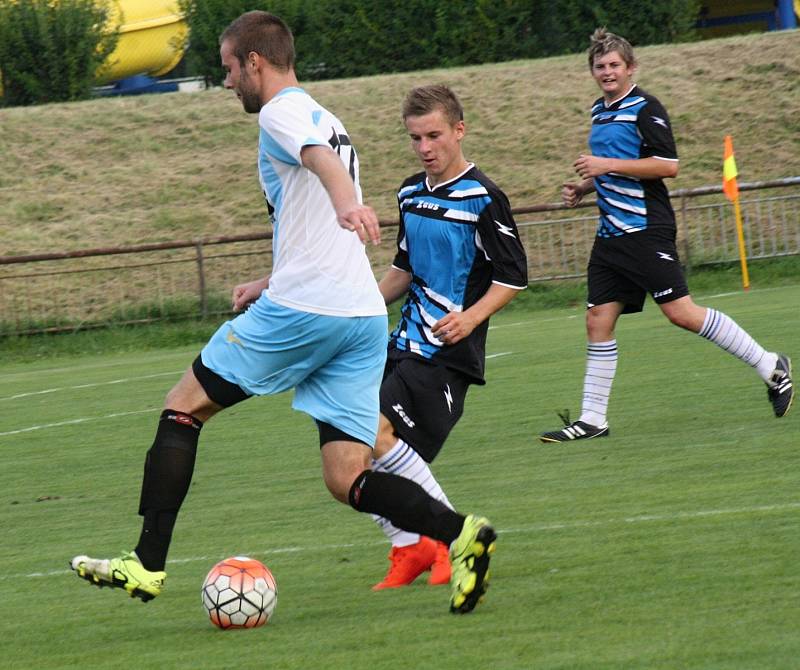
[587,230,690,314]
[380,356,472,463]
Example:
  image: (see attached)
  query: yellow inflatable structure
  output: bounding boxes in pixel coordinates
[97,0,187,84]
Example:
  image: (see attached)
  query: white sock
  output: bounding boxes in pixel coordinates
[578,340,618,427]
[699,309,777,381]
[371,439,453,547]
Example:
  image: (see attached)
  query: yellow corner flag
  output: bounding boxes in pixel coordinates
[723,135,749,290]
[723,135,739,201]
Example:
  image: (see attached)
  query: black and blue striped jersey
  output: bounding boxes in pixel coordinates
[589,85,678,238]
[388,164,528,383]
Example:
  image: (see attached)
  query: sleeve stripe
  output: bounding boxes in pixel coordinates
[492,279,527,289]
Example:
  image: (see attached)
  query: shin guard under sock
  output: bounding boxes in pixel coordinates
[135,410,202,571]
[349,470,464,545]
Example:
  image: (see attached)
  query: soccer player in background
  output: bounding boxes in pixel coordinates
[71,11,496,615]
[368,85,528,589]
[540,28,793,443]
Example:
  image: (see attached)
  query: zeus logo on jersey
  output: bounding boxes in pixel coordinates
[414,201,439,211]
[494,220,516,238]
[651,116,668,129]
[392,403,416,428]
[657,252,675,261]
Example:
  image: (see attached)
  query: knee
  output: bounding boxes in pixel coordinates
[663,302,705,332]
[373,418,397,459]
[321,445,371,504]
[164,384,184,410]
[163,370,220,421]
[324,467,365,504]
[586,309,613,341]
[666,310,693,330]
[323,478,348,504]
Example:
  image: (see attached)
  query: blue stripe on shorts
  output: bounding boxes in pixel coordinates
[201,294,388,446]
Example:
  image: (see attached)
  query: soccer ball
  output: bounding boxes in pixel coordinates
[201,556,277,629]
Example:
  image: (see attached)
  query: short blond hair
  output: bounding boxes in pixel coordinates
[588,27,635,68]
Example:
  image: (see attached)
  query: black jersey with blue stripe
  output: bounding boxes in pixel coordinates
[388,165,528,383]
[589,86,678,238]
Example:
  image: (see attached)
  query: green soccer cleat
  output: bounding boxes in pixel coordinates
[70,551,165,602]
[449,514,496,614]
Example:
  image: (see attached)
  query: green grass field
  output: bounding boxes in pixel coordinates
[1,286,798,669]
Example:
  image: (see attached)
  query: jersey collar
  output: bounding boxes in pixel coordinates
[426,162,475,192]
[274,86,305,98]
[603,84,637,108]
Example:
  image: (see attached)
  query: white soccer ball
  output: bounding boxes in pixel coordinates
[201,556,277,629]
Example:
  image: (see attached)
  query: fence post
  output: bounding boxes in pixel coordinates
[679,193,692,272]
[195,240,207,319]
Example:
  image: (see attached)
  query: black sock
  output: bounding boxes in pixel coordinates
[135,410,202,571]
[349,470,465,545]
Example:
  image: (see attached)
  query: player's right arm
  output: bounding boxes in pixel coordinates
[378,266,412,305]
[300,144,381,245]
[562,178,595,207]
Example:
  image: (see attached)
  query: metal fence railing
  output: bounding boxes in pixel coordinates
[512,177,800,281]
[1,177,798,335]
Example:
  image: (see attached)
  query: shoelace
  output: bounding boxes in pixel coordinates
[557,409,572,427]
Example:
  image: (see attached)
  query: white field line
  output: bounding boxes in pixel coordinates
[4,281,795,395]
[3,280,797,433]
[0,350,194,382]
[1,356,515,437]
[0,371,182,402]
[0,408,160,437]
[700,283,800,300]
[486,283,800,332]
[488,314,579,331]
[12,501,800,581]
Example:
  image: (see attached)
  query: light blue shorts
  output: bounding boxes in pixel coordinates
[201,294,388,446]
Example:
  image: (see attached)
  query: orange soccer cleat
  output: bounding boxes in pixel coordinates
[427,541,451,585]
[372,536,437,590]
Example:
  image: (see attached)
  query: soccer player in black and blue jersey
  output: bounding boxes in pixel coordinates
[367,85,528,595]
[540,29,793,443]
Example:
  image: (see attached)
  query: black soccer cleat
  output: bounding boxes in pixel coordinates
[540,410,609,443]
[767,353,794,418]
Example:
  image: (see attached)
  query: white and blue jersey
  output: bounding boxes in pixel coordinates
[199,87,387,446]
[257,87,385,317]
[589,85,679,238]
[389,164,528,383]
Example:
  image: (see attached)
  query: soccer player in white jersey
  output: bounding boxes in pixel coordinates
[368,85,527,590]
[72,11,496,615]
[540,28,793,443]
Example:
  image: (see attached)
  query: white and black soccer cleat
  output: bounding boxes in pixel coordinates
[539,410,609,443]
[767,353,794,418]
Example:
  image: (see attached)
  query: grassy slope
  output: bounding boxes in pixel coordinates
[0,30,799,256]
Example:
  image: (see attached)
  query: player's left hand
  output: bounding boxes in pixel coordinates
[338,203,381,245]
[574,154,610,179]
[432,312,477,345]
[231,276,268,311]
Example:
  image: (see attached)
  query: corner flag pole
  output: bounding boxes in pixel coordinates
[723,135,749,291]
